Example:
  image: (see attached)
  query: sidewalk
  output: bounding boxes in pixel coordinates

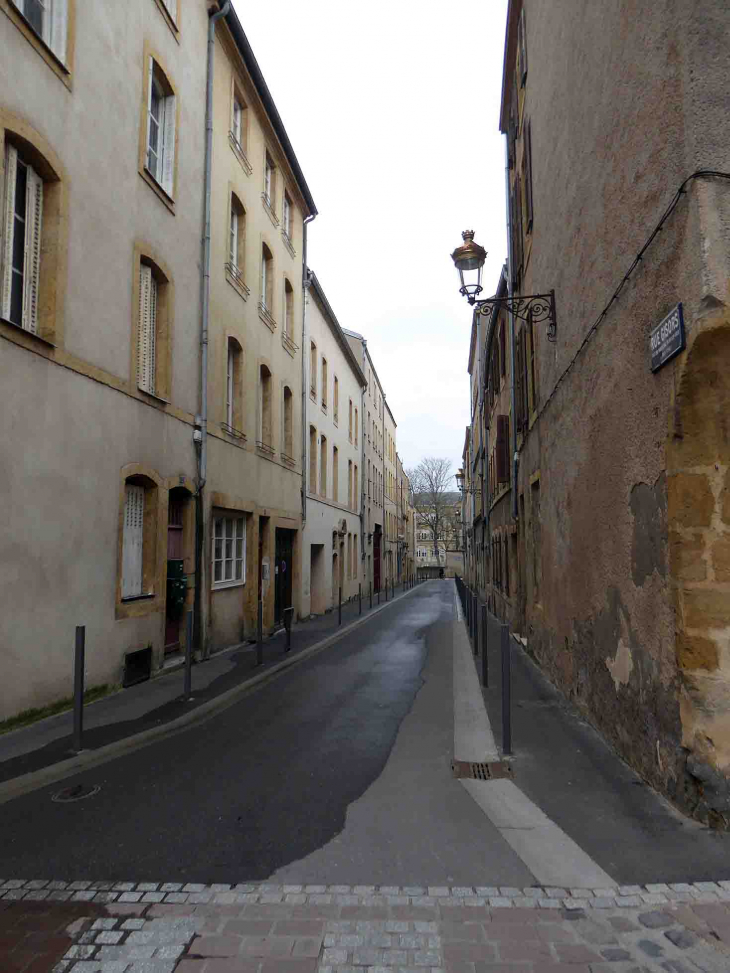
[0,582,420,791]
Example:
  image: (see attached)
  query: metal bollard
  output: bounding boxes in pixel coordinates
[257,600,263,666]
[501,623,512,755]
[481,605,488,687]
[73,626,85,753]
[338,587,342,626]
[184,609,193,697]
[284,606,293,651]
[359,583,362,615]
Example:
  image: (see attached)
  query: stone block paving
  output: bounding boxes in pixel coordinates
[4,881,730,972]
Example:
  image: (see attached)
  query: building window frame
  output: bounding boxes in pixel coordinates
[133,248,173,402]
[7,0,72,84]
[139,48,177,209]
[211,512,246,589]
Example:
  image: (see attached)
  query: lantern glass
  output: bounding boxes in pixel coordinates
[451,231,487,304]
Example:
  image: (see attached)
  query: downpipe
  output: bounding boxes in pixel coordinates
[504,134,519,521]
[194,0,231,657]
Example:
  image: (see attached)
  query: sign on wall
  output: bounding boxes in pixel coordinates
[650,303,685,372]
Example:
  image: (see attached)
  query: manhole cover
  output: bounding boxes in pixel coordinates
[52,783,100,803]
[451,760,513,781]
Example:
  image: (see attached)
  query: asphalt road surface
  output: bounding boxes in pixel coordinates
[3,582,525,885]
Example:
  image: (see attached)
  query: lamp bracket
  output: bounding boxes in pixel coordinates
[472,289,557,342]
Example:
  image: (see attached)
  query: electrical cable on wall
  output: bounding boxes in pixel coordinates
[535,170,730,424]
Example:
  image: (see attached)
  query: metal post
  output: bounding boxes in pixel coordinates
[501,623,512,755]
[338,587,342,625]
[370,582,373,609]
[359,583,362,616]
[72,626,85,753]
[184,609,193,697]
[481,605,488,687]
[257,600,263,666]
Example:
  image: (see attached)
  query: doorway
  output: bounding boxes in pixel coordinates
[274,527,294,624]
[373,528,382,592]
[165,490,190,655]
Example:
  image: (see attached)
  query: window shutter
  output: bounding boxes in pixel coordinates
[138,265,157,394]
[519,8,528,86]
[525,120,534,231]
[499,321,506,377]
[122,484,145,598]
[521,329,529,423]
[22,165,43,335]
[496,414,510,483]
[162,95,176,196]
[146,58,155,176]
[163,0,177,19]
[50,0,68,63]
[230,209,238,266]
[1,145,18,321]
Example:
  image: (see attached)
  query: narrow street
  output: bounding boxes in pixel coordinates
[1,581,728,891]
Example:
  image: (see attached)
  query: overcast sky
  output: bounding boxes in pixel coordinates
[235,1,509,483]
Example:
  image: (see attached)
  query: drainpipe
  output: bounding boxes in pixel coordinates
[504,135,519,521]
[194,0,230,656]
[301,217,315,526]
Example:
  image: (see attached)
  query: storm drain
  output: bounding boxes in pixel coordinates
[451,760,513,780]
[52,783,100,803]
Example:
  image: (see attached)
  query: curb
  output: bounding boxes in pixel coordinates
[0,582,425,805]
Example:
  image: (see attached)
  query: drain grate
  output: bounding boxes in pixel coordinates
[52,783,100,803]
[451,760,513,780]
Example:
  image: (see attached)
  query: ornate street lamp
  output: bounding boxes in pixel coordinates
[450,230,558,341]
[455,468,465,494]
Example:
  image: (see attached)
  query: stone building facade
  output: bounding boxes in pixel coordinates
[0,0,315,719]
[300,272,366,615]
[463,0,730,824]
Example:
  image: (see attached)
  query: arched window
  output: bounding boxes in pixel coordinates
[224,337,243,435]
[145,57,176,197]
[309,425,317,493]
[229,194,245,276]
[309,341,317,399]
[259,364,272,448]
[333,445,339,502]
[260,243,273,313]
[320,434,328,498]
[121,475,159,601]
[283,385,293,459]
[284,277,294,337]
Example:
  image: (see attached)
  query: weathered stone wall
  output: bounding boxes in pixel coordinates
[510,0,730,821]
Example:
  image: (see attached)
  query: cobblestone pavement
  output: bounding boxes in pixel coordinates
[4,881,730,972]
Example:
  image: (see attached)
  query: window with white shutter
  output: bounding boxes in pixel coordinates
[137,264,157,394]
[212,514,246,588]
[1,144,43,334]
[145,59,176,198]
[122,484,145,599]
[12,0,68,63]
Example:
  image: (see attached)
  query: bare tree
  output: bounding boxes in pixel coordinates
[407,457,453,559]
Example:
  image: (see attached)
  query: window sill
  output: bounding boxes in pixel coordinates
[152,0,180,41]
[258,301,277,333]
[3,1,72,88]
[281,229,296,258]
[281,331,299,358]
[212,580,246,592]
[256,440,276,457]
[121,593,155,603]
[226,263,250,301]
[281,453,297,468]
[140,167,175,214]
[138,386,170,405]
[0,316,56,347]
[321,403,327,414]
[221,422,246,441]
[261,192,279,228]
[229,133,252,175]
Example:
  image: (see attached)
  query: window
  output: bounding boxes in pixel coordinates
[333,376,339,423]
[145,58,176,197]
[284,278,294,336]
[232,93,247,152]
[122,483,145,599]
[224,338,242,434]
[137,264,158,394]
[517,7,528,87]
[321,357,328,409]
[310,341,317,399]
[11,0,68,63]
[347,533,352,580]
[348,399,353,442]
[283,191,292,240]
[212,513,246,588]
[1,145,42,333]
[259,244,275,328]
[283,386,293,459]
[309,425,317,493]
[333,445,339,502]
[354,407,358,446]
[348,460,353,508]
[160,0,177,22]
[262,151,278,224]
[259,365,272,449]
[320,434,327,497]
[354,465,359,511]
[229,195,245,273]
[524,119,534,232]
